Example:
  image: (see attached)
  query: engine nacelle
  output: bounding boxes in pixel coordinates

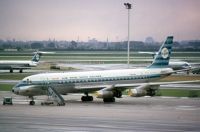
[95,90,114,98]
[127,84,159,97]
[128,88,146,97]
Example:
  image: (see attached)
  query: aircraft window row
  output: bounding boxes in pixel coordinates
[31,75,156,85]
[45,75,154,84]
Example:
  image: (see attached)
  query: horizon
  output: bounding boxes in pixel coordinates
[1,37,200,43]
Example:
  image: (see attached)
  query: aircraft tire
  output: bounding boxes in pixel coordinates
[10,69,13,73]
[147,89,156,96]
[103,97,115,103]
[114,90,122,98]
[88,96,93,101]
[81,96,93,102]
[29,101,35,105]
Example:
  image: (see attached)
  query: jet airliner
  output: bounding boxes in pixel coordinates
[12,36,199,105]
[0,51,42,73]
[138,51,192,72]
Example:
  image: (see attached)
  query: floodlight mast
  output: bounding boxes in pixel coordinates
[124,3,132,68]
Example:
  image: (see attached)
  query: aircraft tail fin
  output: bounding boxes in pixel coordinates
[31,51,42,62]
[148,36,173,68]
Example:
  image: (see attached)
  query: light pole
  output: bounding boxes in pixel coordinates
[124,3,132,68]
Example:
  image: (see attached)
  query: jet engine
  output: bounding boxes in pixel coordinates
[95,89,122,98]
[128,84,159,97]
[96,90,113,98]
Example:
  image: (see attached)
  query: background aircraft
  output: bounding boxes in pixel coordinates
[0,51,54,73]
[138,51,192,73]
[12,36,199,106]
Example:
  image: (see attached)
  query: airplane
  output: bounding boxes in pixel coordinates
[138,51,192,72]
[12,36,199,105]
[0,51,41,73]
[0,51,52,73]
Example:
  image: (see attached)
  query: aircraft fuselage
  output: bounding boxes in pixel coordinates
[12,68,173,96]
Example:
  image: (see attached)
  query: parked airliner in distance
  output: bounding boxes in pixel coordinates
[0,51,42,73]
[138,51,192,72]
[0,51,53,73]
[12,36,199,105]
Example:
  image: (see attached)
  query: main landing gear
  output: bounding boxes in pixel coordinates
[19,69,23,73]
[10,69,13,73]
[81,93,93,102]
[103,97,115,103]
[146,89,156,96]
[29,96,35,105]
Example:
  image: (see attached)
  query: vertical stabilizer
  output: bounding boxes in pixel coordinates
[148,36,173,68]
[31,51,42,62]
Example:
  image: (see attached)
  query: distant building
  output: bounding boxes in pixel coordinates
[145,37,155,44]
[88,38,98,43]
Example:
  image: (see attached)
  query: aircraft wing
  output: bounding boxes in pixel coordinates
[115,80,200,87]
[74,80,200,92]
[74,84,109,91]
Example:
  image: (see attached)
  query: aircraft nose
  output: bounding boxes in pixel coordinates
[12,87,19,95]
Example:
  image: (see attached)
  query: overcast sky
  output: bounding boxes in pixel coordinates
[0,0,200,41]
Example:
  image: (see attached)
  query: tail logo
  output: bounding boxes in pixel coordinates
[35,54,40,61]
[161,47,169,59]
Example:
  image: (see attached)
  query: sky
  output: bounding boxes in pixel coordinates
[0,0,200,42]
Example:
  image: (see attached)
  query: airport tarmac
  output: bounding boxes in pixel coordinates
[0,91,200,132]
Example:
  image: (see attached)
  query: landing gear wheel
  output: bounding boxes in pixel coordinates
[10,69,13,73]
[103,97,115,103]
[29,100,35,105]
[89,96,93,101]
[81,96,93,102]
[147,89,156,96]
[114,90,122,98]
[19,69,23,73]
[57,102,65,106]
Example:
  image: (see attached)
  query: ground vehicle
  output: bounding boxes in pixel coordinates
[3,97,13,105]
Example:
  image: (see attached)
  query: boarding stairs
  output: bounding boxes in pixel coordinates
[47,86,65,106]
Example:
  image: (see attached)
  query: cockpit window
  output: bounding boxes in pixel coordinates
[15,81,28,87]
[25,78,32,84]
